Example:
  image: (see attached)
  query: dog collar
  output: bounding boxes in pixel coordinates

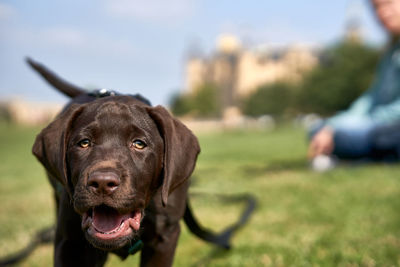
[127,239,143,255]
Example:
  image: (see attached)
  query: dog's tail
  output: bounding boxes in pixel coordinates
[183,193,256,250]
[26,57,85,98]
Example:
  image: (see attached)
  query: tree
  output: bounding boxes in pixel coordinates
[169,83,222,118]
[169,92,192,116]
[242,82,295,117]
[296,41,381,115]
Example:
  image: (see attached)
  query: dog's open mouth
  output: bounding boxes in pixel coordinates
[82,205,142,242]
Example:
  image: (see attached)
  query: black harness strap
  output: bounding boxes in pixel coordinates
[87,89,152,106]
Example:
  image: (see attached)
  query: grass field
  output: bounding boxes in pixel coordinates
[1,122,400,266]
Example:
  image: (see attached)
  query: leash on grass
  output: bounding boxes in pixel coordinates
[0,192,256,266]
[184,191,257,250]
[0,226,54,267]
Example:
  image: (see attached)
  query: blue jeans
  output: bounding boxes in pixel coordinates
[309,118,400,161]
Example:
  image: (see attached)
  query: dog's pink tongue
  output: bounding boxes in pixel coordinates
[92,206,123,233]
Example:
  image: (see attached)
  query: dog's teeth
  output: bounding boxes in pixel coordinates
[99,222,125,235]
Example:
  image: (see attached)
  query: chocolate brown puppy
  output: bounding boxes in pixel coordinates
[29,58,200,267]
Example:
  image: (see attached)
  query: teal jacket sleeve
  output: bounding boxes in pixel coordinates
[326,92,373,127]
[370,96,400,123]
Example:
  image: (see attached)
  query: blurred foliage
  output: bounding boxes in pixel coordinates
[169,92,192,116]
[295,41,381,115]
[242,82,294,117]
[170,83,222,118]
[243,41,381,118]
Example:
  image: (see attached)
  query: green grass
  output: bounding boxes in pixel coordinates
[1,123,400,266]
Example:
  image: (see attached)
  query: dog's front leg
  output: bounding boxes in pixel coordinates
[54,190,108,267]
[139,184,189,267]
[140,221,181,267]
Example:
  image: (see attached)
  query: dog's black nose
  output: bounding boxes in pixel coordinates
[87,171,120,195]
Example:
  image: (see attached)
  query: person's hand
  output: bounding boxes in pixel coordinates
[308,126,334,159]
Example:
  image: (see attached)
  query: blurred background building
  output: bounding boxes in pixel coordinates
[185,34,319,109]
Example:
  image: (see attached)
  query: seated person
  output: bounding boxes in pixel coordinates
[309,0,400,164]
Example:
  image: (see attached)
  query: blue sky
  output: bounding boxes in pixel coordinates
[0,0,388,106]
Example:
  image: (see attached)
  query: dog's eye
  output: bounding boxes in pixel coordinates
[78,139,91,148]
[131,139,146,150]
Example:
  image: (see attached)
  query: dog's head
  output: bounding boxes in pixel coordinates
[32,96,200,250]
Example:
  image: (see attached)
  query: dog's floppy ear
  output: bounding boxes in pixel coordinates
[32,104,84,195]
[146,105,200,206]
